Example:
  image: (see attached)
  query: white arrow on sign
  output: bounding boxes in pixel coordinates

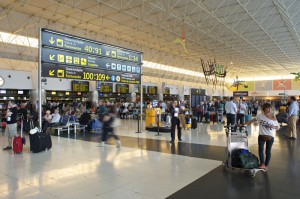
[106,63,110,68]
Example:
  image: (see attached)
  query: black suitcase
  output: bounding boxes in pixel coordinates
[191,118,197,129]
[29,132,46,153]
[45,130,52,150]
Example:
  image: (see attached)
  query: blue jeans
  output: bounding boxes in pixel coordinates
[258,135,274,166]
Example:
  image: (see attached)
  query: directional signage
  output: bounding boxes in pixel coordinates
[191,89,205,95]
[42,29,142,63]
[233,91,248,97]
[42,47,141,74]
[42,64,141,84]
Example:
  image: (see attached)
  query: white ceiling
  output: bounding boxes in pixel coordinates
[0,0,300,82]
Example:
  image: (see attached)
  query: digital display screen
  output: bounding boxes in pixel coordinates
[98,83,113,93]
[71,81,89,92]
[147,86,157,94]
[42,29,142,63]
[116,84,129,93]
[164,87,170,94]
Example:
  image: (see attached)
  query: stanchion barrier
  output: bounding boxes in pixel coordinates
[135,114,142,133]
[155,113,161,136]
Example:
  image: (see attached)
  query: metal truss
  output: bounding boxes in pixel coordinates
[0,0,300,79]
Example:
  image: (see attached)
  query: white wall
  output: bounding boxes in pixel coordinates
[0,69,33,89]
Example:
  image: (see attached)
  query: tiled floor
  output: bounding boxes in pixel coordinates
[0,117,299,199]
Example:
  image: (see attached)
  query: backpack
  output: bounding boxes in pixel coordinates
[196,105,203,113]
[239,153,259,169]
[231,149,258,169]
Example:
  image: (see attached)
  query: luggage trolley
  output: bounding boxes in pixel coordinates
[217,107,225,124]
[222,125,264,177]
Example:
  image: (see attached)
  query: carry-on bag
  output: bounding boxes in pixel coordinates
[191,118,197,129]
[166,115,171,127]
[13,115,25,154]
[29,128,47,153]
[13,136,23,154]
[45,128,52,150]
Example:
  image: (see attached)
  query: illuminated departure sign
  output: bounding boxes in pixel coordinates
[71,81,89,92]
[97,82,113,93]
[41,29,142,84]
[42,29,142,63]
[42,64,141,84]
[42,47,141,74]
[116,84,129,93]
[147,86,157,94]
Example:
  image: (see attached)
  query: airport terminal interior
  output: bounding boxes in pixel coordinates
[0,0,300,198]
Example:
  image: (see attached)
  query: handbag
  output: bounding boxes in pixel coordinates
[259,135,273,141]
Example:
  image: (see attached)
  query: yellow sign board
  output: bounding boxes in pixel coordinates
[57,69,64,78]
[58,54,64,62]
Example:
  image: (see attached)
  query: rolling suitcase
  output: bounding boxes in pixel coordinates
[45,129,52,150]
[29,128,47,153]
[13,116,25,154]
[191,118,197,129]
[13,136,23,154]
[166,115,171,127]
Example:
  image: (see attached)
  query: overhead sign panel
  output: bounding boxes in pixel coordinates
[42,29,142,64]
[42,64,141,84]
[42,47,141,74]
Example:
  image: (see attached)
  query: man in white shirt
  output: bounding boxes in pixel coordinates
[236,99,247,126]
[51,109,61,124]
[225,97,237,130]
[286,96,299,139]
[43,109,61,131]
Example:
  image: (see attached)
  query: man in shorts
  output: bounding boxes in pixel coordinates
[3,100,18,150]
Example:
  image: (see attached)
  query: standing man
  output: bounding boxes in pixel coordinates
[286,96,299,140]
[247,100,253,115]
[236,99,247,126]
[225,97,237,130]
[253,101,259,116]
[170,101,182,143]
[3,101,18,150]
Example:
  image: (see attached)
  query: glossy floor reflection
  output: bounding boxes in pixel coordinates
[0,117,299,199]
[0,129,220,199]
[113,118,261,147]
[167,125,300,199]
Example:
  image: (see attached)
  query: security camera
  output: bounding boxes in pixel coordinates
[27,76,30,79]
[8,75,11,78]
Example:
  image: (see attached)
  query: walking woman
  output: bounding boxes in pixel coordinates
[241,103,279,171]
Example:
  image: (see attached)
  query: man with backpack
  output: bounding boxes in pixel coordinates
[196,102,204,123]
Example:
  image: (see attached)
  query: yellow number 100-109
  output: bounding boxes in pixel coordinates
[83,72,94,80]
